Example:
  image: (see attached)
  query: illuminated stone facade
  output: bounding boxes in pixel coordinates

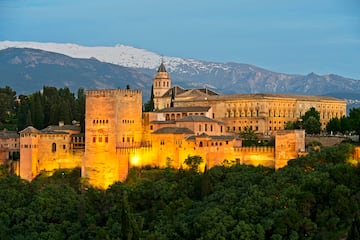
[0,129,19,174]
[171,94,346,135]
[17,63,347,189]
[82,89,143,189]
[19,123,83,181]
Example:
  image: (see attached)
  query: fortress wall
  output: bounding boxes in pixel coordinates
[19,134,39,181]
[275,130,305,169]
[83,89,143,189]
[234,147,275,168]
[306,136,348,147]
[37,134,80,173]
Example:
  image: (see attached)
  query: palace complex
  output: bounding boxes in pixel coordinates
[13,63,348,188]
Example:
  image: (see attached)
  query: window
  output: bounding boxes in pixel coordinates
[93,137,96,143]
[52,143,56,153]
[99,137,102,142]
[63,145,66,150]
[105,136,108,143]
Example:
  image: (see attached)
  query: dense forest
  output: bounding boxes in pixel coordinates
[0,86,85,132]
[0,143,359,239]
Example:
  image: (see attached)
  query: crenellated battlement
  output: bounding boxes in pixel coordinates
[234,146,275,153]
[86,89,142,97]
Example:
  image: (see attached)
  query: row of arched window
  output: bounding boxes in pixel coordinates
[93,119,109,124]
[92,136,109,143]
[154,80,170,88]
[122,119,135,124]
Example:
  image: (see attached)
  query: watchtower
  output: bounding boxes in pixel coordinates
[82,89,142,189]
[153,62,171,109]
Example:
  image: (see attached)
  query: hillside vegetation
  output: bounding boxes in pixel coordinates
[0,143,359,239]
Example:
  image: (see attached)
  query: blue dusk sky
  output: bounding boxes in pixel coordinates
[0,0,359,79]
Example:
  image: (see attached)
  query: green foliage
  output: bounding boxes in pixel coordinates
[0,86,17,129]
[284,121,296,130]
[239,127,258,141]
[184,155,203,173]
[326,117,341,134]
[302,107,321,134]
[143,85,155,112]
[0,143,359,239]
[0,86,86,131]
[349,108,360,135]
[326,107,360,135]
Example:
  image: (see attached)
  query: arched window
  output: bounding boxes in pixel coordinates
[52,143,56,153]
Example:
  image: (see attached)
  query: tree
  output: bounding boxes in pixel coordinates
[340,116,352,134]
[326,117,341,134]
[302,107,321,134]
[0,86,17,129]
[30,92,45,129]
[303,116,321,134]
[239,127,258,141]
[302,107,320,122]
[76,88,86,132]
[348,213,360,240]
[184,155,203,173]
[16,95,32,130]
[239,127,259,146]
[349,108,360,135]
[143,85,154,112]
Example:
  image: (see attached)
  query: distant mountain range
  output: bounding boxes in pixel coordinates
[0,41,359,109]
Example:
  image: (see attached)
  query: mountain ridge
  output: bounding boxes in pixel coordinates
[0,41,359,109]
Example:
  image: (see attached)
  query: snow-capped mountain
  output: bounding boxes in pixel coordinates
[0,40,224,73]
[1,41,360,110]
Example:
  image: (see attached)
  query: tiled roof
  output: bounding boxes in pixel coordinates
[156,106,211,113]
[40,130,69,135]
[178,93,345,102]
[160,87,218,99]
[177,115,222,123]
[72,133,85,137]
[157,62,167,72]
[186,134,235,141]
[152,127,194,134]
[150,120,176,124]
[209,135,235,140]
[19,126,40,134]
[161,86,186,97]
[41,125,80,132]
[176,88,218,98]
[0,129,19,139]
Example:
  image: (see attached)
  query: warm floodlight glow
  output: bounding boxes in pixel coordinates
[130,155,140,166]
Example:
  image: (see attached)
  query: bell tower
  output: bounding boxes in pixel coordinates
[153,62,171,109]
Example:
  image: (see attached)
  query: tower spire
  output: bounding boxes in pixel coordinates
[157,56,167,72]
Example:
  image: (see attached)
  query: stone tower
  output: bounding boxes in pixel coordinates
[82,89,143,189]
[19,127,40,181]
[275,129,305,169]
[153,62,171,109]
